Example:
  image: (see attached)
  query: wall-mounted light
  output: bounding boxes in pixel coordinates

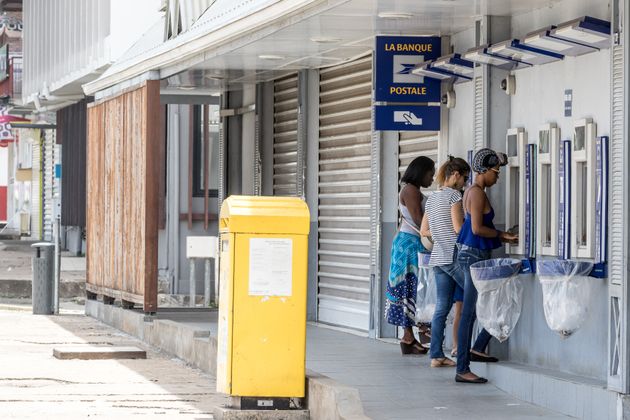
[377,11,414,19]
[523,26,598,56]
[500,75,516,95]
[310,36,342,44]
[258,54,286,60]
[488,39,563,65]
[551,16,611,49]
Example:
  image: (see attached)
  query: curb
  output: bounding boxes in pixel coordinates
[85,299,371,420]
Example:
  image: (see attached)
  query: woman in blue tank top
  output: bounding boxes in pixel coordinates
[455,149,518,384]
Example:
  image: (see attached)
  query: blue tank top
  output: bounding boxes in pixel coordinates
[457,207,502,250]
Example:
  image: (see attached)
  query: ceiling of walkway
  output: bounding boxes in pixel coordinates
[166,0,564,92]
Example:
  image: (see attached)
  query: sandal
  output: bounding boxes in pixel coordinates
[455,373,488,384]
[400,339,428,355]
[470,351,498,363]
[451,349,458,357]
[431,357,456,368]
[417,323,432,347]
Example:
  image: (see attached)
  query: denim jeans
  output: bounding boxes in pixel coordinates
[429,260,465,359]
[456,244,494,374]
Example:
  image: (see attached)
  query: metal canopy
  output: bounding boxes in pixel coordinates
[85,0,566,96]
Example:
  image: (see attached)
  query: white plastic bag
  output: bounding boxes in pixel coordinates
[416,253,436,323]
[537,260,593,337]
[470,258,523,342]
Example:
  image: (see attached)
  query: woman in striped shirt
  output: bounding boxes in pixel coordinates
[420,156,470,367]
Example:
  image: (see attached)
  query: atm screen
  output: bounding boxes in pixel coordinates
[574,126,585,151]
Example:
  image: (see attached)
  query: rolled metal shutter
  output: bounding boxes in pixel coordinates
[399,131,440,191]
[608,43,624,390]
[317,55,372,330]
[30,130,41,240]
[273,74,299,196]
[42,129,56,241]
[473,71,487,151]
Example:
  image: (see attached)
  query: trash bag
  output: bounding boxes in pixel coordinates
[537,260,594,337]
[416,253,436,323]
[470,258,523,342]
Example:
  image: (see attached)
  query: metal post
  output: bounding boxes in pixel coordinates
[189,258,196,307]
[204,258,212,306]
[215,237,220,303]
[53,216,60,314]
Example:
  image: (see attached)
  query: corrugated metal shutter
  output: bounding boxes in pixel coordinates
[473,73,486,151]
[610,44,624,287]
[42,129,56,241]
[273,74,299,196]
[317,55,372,330]
[607,43,624,391]
[399,131,440,191]
[30,130,41,240]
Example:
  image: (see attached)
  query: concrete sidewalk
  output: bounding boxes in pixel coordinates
[0,304,227,419]
[119,309,571,420]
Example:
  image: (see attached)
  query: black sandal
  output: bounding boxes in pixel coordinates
[455,373,488,384]
[400,339,428,355]
[470,352,499,363]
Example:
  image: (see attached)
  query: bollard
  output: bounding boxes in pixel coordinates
[31,242,55,315]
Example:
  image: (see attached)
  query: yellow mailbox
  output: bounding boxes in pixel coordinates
[216,195,310,399]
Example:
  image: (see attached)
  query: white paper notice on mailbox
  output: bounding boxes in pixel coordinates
[249,238,293,296]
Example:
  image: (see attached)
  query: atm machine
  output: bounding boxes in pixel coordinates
[505,127,536,272]
[564,119,608,276]
[533,119,609,339]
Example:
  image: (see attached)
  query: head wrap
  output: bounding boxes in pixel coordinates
[472,148,508,173]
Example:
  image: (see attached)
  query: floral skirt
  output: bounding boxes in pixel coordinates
[385,232,423,327]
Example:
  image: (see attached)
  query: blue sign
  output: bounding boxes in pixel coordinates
[375,36,441,103]
[374,105,440,131]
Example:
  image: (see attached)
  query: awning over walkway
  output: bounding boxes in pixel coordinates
[84,0,563,96]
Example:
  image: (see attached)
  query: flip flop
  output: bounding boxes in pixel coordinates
[455,373,488,384]
[431,358,456,367]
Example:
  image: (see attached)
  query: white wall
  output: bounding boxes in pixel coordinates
[447,27,475,160]
[511,0,610,39]
[510,49,610,141]
[109,0,163,61]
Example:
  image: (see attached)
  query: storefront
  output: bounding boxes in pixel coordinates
[81,0,629,416]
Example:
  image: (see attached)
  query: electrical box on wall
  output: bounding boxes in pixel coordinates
[536,124,560,256]
[505,128,527,256]
[570,119,597,259]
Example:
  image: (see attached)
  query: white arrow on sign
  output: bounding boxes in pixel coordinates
[394,111,423,126]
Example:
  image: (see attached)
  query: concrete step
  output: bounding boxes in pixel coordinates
[477,361,617,419]
[53,345,147,360]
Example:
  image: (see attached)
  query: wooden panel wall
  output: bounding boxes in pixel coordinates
[86,81,162,312]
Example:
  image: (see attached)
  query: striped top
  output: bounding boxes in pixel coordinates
[425,187,463,266]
